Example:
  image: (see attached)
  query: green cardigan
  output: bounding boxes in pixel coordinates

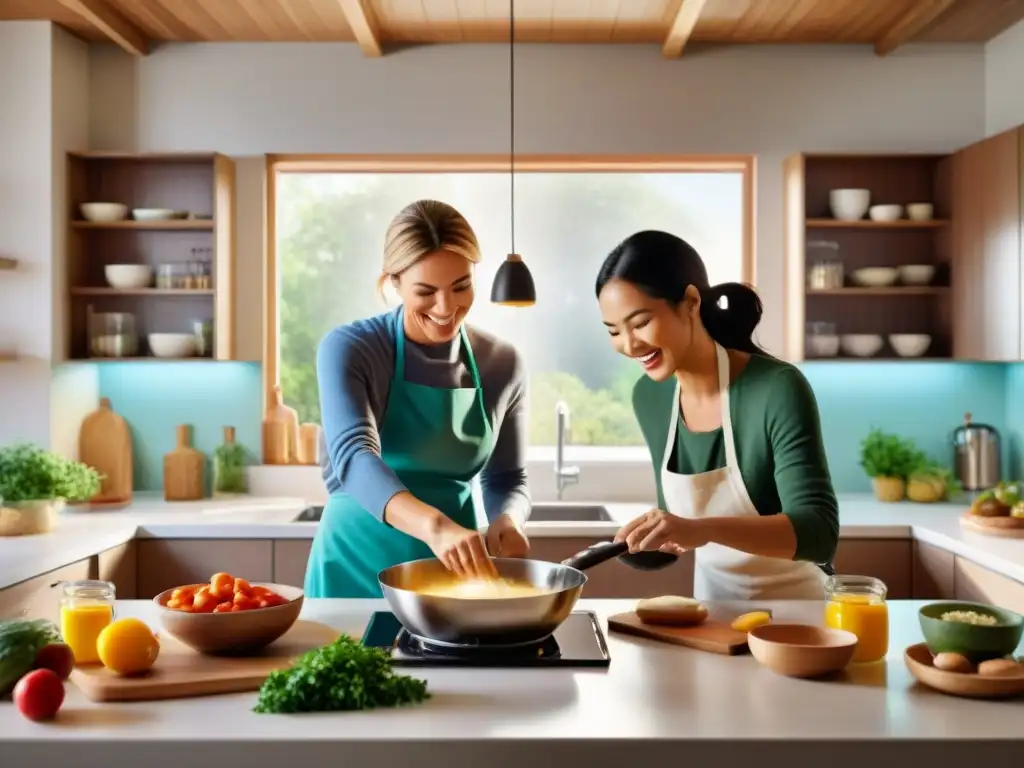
[632,353,839,566]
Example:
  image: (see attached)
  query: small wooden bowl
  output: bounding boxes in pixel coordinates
[904,643,1024,699]
[748,623,858,678]
[153,582,303,655]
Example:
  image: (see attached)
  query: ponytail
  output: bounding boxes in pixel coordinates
[698,282,765,355]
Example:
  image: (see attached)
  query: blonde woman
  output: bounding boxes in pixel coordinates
[304,200,531,598]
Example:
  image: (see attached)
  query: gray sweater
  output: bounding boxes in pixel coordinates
[317,306,530,526]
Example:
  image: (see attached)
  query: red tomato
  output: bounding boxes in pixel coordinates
[34,643,75,680]
[14,669,65,721]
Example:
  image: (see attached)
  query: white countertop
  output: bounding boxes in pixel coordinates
[3,493,1024,590]
[3,599,1022,767]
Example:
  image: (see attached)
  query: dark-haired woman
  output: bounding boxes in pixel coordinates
[596,230,839,601]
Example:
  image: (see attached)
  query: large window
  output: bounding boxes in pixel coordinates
[268,156,753,451]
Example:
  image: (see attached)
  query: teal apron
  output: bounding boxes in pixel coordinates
[304,313,494,598]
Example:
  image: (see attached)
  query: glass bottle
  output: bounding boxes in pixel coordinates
[824,574,889,663]
[213,425,248,497]
[59,579,115,665]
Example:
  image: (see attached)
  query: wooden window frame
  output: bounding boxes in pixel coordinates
[263,153,756,406]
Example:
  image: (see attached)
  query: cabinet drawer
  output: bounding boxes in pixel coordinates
[833,539,912,599]
[0,558,94,623]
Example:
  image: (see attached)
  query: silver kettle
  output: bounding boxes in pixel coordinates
[952,412,1001,491]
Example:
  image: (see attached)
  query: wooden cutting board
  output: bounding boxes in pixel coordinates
[164,424,205,501]
[78,397,133,504]
[607,612,750,656]
[70,620,340,702]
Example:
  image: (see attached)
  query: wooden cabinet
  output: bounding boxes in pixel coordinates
[98,541,137,599]
[136,539,272,598]
[950,126,1023,360]
[833,539,912,598]
[953,556,1024,613]
[273,540,313,587]
[0,558,93,622]
[911,540,954,599]
[65,152,236,362]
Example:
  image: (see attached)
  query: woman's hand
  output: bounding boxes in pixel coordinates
[485,513,530,559]
[429,518,499,579]
[614,508,709,555]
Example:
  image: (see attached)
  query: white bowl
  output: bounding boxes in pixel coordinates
[148,333,197,358]
[889,334,932,358]
[906,203,934,221]
[841,334,884,358]
[829,189,870,221]
[133,208,176,222]
[104,264,154,290]
[869,204,904,222]
[897,264,935,285]
[807,334,840,358]
[852,267,899,287]
[81,202,128,223]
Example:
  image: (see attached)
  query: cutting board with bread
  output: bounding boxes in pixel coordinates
[607,596,769,656]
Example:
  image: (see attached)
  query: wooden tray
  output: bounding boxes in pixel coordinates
[960,513,1024,538]
[904,643,1024,699]
[69,619,340,702]
[607,611,750,655]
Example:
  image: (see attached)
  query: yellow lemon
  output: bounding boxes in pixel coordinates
[96,618,160,675]
[731,611,773,633]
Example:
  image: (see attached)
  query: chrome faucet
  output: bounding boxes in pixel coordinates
[554,400,580,500]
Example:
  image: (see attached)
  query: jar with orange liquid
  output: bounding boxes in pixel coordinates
[60,580,115,665]
[824,575,889,663]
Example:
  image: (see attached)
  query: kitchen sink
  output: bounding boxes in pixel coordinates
[527,503,613,523]
[292,505,324,522]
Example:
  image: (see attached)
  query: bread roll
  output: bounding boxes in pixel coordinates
[977,658,1024,678]
[636,595,708,627]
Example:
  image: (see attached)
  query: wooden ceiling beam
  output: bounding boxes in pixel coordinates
[338,0,383,57]
[663,0,709,58]
[55,0,148,56]
[875,0,957,56]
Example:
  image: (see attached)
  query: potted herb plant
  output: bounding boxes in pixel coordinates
[0,444,101,536]
[859,429,923,502]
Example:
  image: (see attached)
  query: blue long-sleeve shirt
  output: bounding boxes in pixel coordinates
[317,307,531,526]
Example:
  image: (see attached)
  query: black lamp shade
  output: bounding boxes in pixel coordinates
[490,254,536,307]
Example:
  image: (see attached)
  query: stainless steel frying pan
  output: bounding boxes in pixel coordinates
[377,540,678,647]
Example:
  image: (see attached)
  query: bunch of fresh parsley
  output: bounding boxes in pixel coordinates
[254,635,430,714]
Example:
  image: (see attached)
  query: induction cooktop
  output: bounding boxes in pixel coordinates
[361,610,611,667]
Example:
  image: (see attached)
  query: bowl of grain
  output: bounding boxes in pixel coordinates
[919,601,1024,663]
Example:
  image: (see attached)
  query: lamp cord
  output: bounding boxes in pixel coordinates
[509,0,515,257]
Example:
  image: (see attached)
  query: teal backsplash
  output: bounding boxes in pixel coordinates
[94,359,1015,494]
[97,362,262,494]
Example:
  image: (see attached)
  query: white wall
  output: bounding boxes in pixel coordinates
[0,21,96,452]
[88,41,988,357]
[985,19,1024,136]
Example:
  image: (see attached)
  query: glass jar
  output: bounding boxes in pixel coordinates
[59,579,115,665]
[87,309,137,358]
[824,575,888,663]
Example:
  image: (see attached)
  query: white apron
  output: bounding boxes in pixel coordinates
[661,343,828,601]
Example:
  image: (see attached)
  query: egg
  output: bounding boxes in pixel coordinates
[977,658,1024,678]
[932,652,973,673]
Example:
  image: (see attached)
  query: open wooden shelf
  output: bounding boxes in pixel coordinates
[71,288,215,297]
[0,256,16,270]
[65,152,236,362]
[71,220,214,231]
[808,287,949,297]
[0,351,17,362]
[783,153,954,362]
[806,218,950,229]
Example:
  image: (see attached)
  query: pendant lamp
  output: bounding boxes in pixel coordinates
[490,0,536,307]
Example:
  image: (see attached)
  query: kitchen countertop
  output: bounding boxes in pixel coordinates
[3,599,1022,767]
[2,493,1023,590]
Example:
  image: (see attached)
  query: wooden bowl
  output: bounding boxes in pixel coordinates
[918,601,1023,663]
[153,582,303,655]
[748,623,858,678]
[904,643,1024,699]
